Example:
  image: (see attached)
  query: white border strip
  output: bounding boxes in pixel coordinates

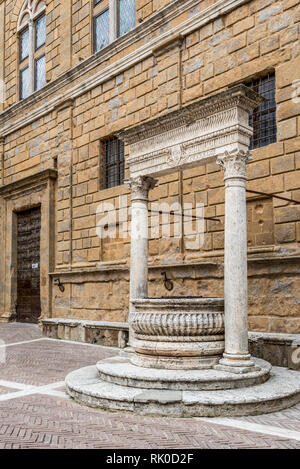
[0,338,46,348]
[0,380,66,401]
[43,337,120,351]
[0,379,36,390]
[197,417,300,442]
[0,336,120,351]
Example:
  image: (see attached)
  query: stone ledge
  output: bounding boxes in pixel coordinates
[41,319,300,371]
[65,364,300,417]
[249,331,300,371]
[41,318,129,349]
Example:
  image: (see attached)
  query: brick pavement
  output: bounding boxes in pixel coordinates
[0,323,300,450]
[0,386,17,395]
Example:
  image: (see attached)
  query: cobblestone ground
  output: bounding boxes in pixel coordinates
[0,323,300,450]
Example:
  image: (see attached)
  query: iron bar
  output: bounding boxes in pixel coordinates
[150,209,220,222]
[246,189,300,205]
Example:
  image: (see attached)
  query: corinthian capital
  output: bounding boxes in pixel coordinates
[217,149,252,180]
[125,176,157,200]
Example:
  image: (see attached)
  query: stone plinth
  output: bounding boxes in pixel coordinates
[65,363,300,418]
[129,298,225,370]
[97,356,270,391]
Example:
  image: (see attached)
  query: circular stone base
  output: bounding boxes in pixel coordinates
[130,352,223,370]
[96,356,270,391]
[65,364,300,418]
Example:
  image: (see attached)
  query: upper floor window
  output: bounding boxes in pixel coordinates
[18,0,46,100]
[247,73,277,150]
[101,137,125,189]
[94,0,135,53]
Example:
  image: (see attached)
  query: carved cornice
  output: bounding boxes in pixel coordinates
[119,85,263,145]
[121,85,262,178]
[217,149,252,180]
[0,0,251,137]
[0,168,57,198]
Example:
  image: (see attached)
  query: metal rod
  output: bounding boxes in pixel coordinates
[150,210,220,222]
[246,189,300,205]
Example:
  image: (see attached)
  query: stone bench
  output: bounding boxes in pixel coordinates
[249,331,300,371]
[41,318,129,349]
[42,318,300,370]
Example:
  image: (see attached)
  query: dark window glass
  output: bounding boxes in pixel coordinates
[95,9,110,52]
[247,73,277,150]
[118,0,135,37]
[20,28,30,62]
[35,55,46,90]
[20,67,30,99]
[104,137,125,188]
[35,15,46,50]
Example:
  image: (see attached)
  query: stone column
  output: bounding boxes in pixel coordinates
[125,176,157,345]
[216,149,257,374]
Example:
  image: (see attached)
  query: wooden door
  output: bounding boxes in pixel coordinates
[16,207,41,324]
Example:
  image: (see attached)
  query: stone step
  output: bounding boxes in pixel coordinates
[65,363,300,418]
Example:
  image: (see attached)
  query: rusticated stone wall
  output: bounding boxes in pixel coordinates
[0,0,299,333]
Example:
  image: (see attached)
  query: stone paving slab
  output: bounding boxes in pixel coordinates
[0,324,299,449]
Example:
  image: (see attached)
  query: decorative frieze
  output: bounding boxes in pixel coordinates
[120,85,263,179]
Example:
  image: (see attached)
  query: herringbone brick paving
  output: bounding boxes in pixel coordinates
[0,323,43,344]
[0,337,116,385]
[0,323,299,449]
[231,404,300,432]
[1,394,300,449]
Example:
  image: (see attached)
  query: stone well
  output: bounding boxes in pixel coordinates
[66,86,300,417]
[129,297,225,370]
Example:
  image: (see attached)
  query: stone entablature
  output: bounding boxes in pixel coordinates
[120,86,263,178]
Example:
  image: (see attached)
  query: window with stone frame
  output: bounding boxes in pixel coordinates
[246,72,277,150]
[18,0,46,100]
[93,0,135,53]
[100,137,125,189]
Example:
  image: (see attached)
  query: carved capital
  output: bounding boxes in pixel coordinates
[125,176,157,201]
[217,149,252,180]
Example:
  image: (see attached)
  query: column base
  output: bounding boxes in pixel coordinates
[214,353,258,374]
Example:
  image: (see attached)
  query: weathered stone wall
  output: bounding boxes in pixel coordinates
[0,0,299,333]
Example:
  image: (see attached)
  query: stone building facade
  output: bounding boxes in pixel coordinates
[0,0,299,340]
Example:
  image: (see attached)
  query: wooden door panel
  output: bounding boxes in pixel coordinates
[17,207,41,324]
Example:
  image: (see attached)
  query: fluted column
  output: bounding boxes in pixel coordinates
[216,149,257,374]
[125,176,157,345]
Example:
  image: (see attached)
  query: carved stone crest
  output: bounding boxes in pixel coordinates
[167,144,185,167]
